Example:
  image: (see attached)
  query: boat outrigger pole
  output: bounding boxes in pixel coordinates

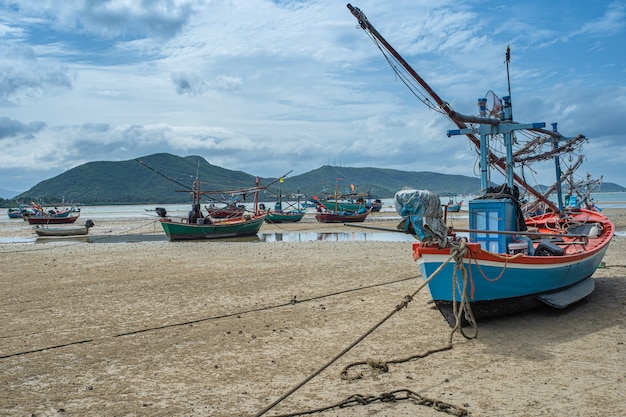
[347,4,560,214]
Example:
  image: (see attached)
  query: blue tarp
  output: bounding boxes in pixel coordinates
[394,189,448,246]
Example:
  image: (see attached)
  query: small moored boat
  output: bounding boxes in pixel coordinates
[264,183,306,223]
[34,219,95,237]
[315,208,370,223]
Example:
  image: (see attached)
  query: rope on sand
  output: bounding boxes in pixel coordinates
[252,240,476,417]
[0,275,418,360]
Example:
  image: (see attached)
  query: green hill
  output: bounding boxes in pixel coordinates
[5,153,624,205]
[12,153,260,204]
[281,165,483,199]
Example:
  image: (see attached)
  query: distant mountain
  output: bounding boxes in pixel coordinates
[12,154,260,204]
[0,188,20,199]
[584,182,625,192]
[281,165,483,199]
[533,182,625,194]
[5,153,625,205]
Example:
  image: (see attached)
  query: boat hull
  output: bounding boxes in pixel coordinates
[325,201,363,212]
[7,209,23,219]
[415,242,608,326]
[35,227,89,237]
[413,208,614,326]
[315,210,370,223]
[27,214,80,224]
[447,203,462,212]
[432,278,595,326]
[160,215,265,241]
[370,202,383,212]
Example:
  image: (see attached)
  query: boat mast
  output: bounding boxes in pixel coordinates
[505,45,512,120]
[346,4,560,213]
[254,176,261,214]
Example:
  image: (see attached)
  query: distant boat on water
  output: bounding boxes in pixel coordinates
[7,204,34,218]
[446,199,463,213]
[369,198,383,212]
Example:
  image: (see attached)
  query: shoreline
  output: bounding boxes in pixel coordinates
[0,209,624,416]
[1,207,626,241]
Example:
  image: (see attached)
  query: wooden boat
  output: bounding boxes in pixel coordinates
[320,186,378,212]
[265,211,305,223]
[205,203,246,219]
[265,205,305,224]
[26,211,80,224]
[264,183,306,223]
[404,191,613,326]
[7,206,31,218]
[349,5,614,326]
[446,199,463,213]
[322,196,364,212]
[315,208,370,223]
[159,177,267,241]
[313,179,371,223]
[22,202,80,224]
[369,198,383,212]
[160,214,266,240]
[34,220,94,237]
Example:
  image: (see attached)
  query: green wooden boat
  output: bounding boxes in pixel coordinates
[264,183,306,223]
[160,214,266,240]
[158,176,268,241]
[265,210,305,223]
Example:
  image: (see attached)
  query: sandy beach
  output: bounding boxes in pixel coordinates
[1,209,624,416]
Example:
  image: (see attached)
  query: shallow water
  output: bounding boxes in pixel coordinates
[0,231,418,245]
[257,231,417,243]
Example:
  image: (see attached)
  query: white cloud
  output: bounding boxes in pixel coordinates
[0,0,625,193]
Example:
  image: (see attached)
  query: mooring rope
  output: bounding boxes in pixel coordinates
[450,240,478,339]
[253,241,475,417]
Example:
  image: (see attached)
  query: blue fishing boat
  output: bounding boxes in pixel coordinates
[7,203,35,218]
[349,5,615,326]
[446,199,463,213]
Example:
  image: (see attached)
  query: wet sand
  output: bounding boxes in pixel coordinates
[0,209,624,416]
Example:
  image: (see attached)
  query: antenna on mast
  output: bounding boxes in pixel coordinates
[505,45,512,119]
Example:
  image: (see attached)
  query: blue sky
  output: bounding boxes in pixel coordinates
[1,0,625,197]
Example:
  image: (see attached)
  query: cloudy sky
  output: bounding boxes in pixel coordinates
[1,0,625,196]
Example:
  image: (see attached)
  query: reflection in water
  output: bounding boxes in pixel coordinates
[0,237,36,244]
[86,232,415,243]
[2,232,417,245]
[258,231,417,243]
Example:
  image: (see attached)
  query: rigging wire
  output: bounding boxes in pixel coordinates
[0,275,418,360]
[363,29,448,117]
